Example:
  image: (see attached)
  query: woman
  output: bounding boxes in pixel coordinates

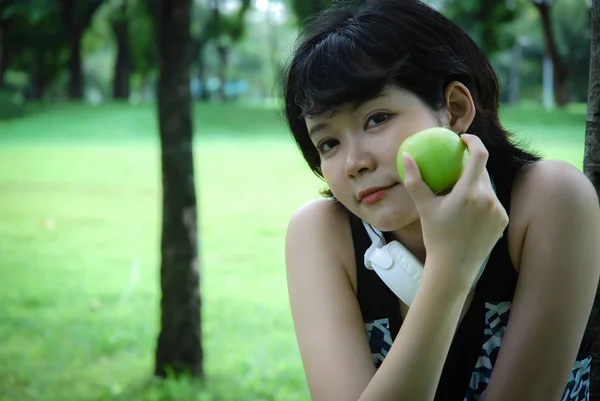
[280,1,600,400]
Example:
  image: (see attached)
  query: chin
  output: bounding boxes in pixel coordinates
[361,204,418,232]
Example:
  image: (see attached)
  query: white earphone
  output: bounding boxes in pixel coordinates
[362,221,496,306]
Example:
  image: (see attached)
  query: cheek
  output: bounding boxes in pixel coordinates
[393,111,443,142]
[321,161,353,200]
[383,132,410,169]
[320,162,341,189]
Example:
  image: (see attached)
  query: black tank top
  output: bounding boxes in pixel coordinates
[346,172,593,400]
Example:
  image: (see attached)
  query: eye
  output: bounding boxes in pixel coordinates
[316,138,339,154]
[364,112,391,130]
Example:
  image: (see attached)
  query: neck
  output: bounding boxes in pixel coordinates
[390,219,426,264]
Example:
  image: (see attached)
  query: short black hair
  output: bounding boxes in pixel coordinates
[279,0,541,197]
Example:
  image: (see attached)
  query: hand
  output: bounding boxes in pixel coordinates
[401,134,509,289]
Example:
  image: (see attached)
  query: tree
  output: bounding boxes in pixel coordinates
[210,0,251,101]
[289,0,366,27]
[1,0,69,99]
[190,1,217,101]
[154,0,203,378]
[101,0,157,100]
[290,0,330,26]
[584,0,600,398]
[130,0,158,99]
[552,0,591,102]
[58,0,104,100]
[442,0,521,56]
[532,0,569,107]
[108,0,132,99]
[0,0,13,89]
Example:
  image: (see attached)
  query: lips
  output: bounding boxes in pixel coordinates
[357,184,397,202]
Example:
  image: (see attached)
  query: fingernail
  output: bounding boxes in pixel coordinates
[402,152,412,168]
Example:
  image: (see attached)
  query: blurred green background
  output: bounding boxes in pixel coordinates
[0,0,593,400]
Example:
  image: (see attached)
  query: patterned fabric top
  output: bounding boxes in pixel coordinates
[348,209,594,401]
[364,302,591,401]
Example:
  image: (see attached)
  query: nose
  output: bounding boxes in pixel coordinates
[345,140,376,178]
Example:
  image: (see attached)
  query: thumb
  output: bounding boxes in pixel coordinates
[401,152,434,206]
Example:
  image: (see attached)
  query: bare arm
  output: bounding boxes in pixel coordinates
[286,199,376,401]
[287,136,507,401]
[285,201,488,401]
[482,160,600,401]
[358,256,471,401]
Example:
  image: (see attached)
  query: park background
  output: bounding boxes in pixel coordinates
[0,0,594,400]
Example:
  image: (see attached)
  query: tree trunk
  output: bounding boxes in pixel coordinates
[266,0,279,82]
[59,0,103,100]
[533,0,569,107]
[209,0,228,102]
[0,25,7,89]
[111,4,131,100]
[67,34,83,99]
[26,54,49,100]
[0,0,12,89]
[192,37,210,102]
[507,40,523,105]
[31,78,47,100]
[585,1,600,399]
[154,0,203,379]
[216,43,228,101]
[26,77,47,100]
[197,54,209,101]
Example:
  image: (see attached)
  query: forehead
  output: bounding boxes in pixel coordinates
[304,86,417,124]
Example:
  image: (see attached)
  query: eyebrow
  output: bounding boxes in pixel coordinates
[308,122,329,138]
[307,92,388,137]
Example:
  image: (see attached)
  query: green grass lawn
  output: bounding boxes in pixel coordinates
[0,100,588,401]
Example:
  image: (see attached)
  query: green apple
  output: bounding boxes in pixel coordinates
[396,127,469,193]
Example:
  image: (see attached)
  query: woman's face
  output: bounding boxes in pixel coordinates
[305,86,447,231]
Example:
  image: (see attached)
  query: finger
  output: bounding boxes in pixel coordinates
[455,134,489,190]
[473,160,493,190]
[481,164,493,189]
[401,152,435,206]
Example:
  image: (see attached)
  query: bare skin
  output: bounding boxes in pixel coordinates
[286,83,600,401]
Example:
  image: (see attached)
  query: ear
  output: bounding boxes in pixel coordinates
[443,81,475,134]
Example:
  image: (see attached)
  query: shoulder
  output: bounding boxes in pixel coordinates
[511,159,598,227]
[482,159,600,400]
[286,198,357,287]
[513,159,597,205]
[507,159,599,271]
[286,198,352,255]
[287,197,349,231]
[284,199,377,400]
